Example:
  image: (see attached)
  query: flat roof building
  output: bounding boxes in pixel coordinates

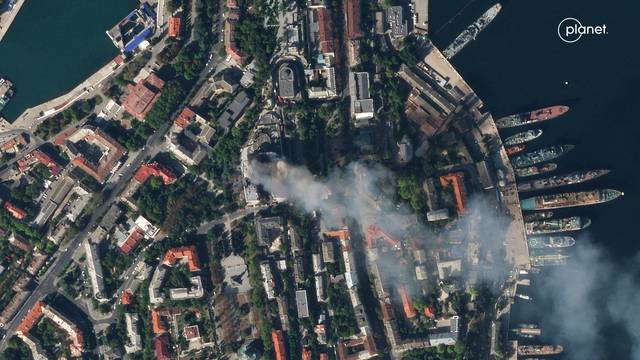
[122,73,165,121]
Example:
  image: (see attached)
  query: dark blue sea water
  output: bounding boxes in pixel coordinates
[431,1,640,359]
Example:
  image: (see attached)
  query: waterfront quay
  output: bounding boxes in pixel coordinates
[0,0,25,42]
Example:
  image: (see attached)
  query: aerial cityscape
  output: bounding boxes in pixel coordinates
[0,0,638,360]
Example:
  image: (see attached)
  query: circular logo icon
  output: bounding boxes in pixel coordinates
[558,17,583,43]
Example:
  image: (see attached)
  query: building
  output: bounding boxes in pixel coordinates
[168,16,181,38]
[428,316,460,346]
[0,133,27,153]
[437,259,462,280]
[149,266,168,304]
[163,246,201,271]
[169,276,204,300]
[259,261,276,299]
[321,241,336,263]
[17,301,85,357]
[386,6,408,38]
[254,216,283,247]
[62,126,126,183]
[344,0,364,40]
[167,131,208,165]
[272,330,287,360]
[397,285,417,319]
[216,91,250,131]
[84,240,107,302]
[4,201,26,220]
[134,162,177,185]
[124,313,143,353]
[154,333,171,360]
[213,67,243,93]
[309,7,334,54]
[122,73,165,121]
[8,233,31,252]
[224,13,244,64]
[16,149,60,175]
[439,172,467,215]
[349,71,374,122]
[106,3,156,54]
[295,290,310,318]
[277,62,298,99]
[306,67,337,99]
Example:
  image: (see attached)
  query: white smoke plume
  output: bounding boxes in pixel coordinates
[247,159,511,284]
[538,236,640,360]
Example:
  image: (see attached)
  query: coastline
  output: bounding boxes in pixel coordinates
[0,0,25,43]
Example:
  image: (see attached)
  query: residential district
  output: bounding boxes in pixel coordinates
[0,0,599,359]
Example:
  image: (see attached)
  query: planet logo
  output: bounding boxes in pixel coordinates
[558,17,607,43]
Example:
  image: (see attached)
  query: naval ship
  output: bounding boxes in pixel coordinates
[515,163,557,178]
[504,129,543,146]
[511,145,574,168]
[506,144,525,156]
[496,105,569,129]
[528,236,576,249]
[517,345,564,356]
[521,189,623,210]
[517,169,610,192]
[525,216,590,235]
[523,211,553,222]
[512,324,541,338]
[0,78,14,114]
[531,254,569,266]
[443,3,502,59]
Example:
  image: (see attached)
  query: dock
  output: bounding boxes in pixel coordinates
[0,0,26,43]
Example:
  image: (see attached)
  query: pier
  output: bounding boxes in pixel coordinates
[0,0,25,43]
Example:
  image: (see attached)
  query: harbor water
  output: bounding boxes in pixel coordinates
[431,0,640,359]
[0,0,136,121]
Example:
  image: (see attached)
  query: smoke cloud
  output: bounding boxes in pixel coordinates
[247,159,511,284]
[538,236,640,360]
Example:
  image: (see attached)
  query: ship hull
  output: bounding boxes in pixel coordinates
[528,236,576,248]
[515,163,557,178]
[497,105,569,129]
[504,129,543,146]
[521,189,623,210]
[517,169,610,192]
[525,217,590,235]
[511,145,574,168]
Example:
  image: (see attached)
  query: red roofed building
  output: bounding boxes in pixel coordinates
[16,301,44,335]
[397,285,417,319]
[16,149,60,175]
[4,201,27,220]
[168,16,181,38]
[65,127,126,183]
[162,246,201,272]
[0,133,27,152]
[119,228,144,254]
[152,309,168,334]
[272,330,286,360]
[439,172,467,215]
[344,0,364,40]
[302,348,312,360]
[9,233,31,252]
[316,8,334,54]
[121,290,133,305]
[424,305,436,318]
[154,334,171,360]
[113,55,124,66]
[174,107,196,128]
[134,162,177,185]
[123,73,165,121]
[224,14,244,65]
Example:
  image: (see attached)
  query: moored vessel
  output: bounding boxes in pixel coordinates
[523,211,553,222]
[528,236,575,249]
[504,129,543,146]
[525,216,590,235]
[515,163,557,178]
[512,324,541,338]
[517,345,564,356]
[496,105,569,129]
[506,144,525,156]
[531,254,569,266]
[443,3,502,59]
[517,169,610,192]
[511,145,574,168]
[521,189,623,210]
[0,78,14,114]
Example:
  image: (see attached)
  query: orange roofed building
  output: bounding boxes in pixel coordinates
[272,330,287,360]
[152,309,168,334]
[174,106,196,128]
[439,172,467,215]
[16,149,60,175]
[123,73,165,121]
[224,13,244,65]
[16,301,45,335]
[168,16,181,38]
[162,246,201,272]
[4,201,27,220]
[397,285,417,319]
[344,0,364,40]
[134,162,177,185]
[64,127,126,183]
